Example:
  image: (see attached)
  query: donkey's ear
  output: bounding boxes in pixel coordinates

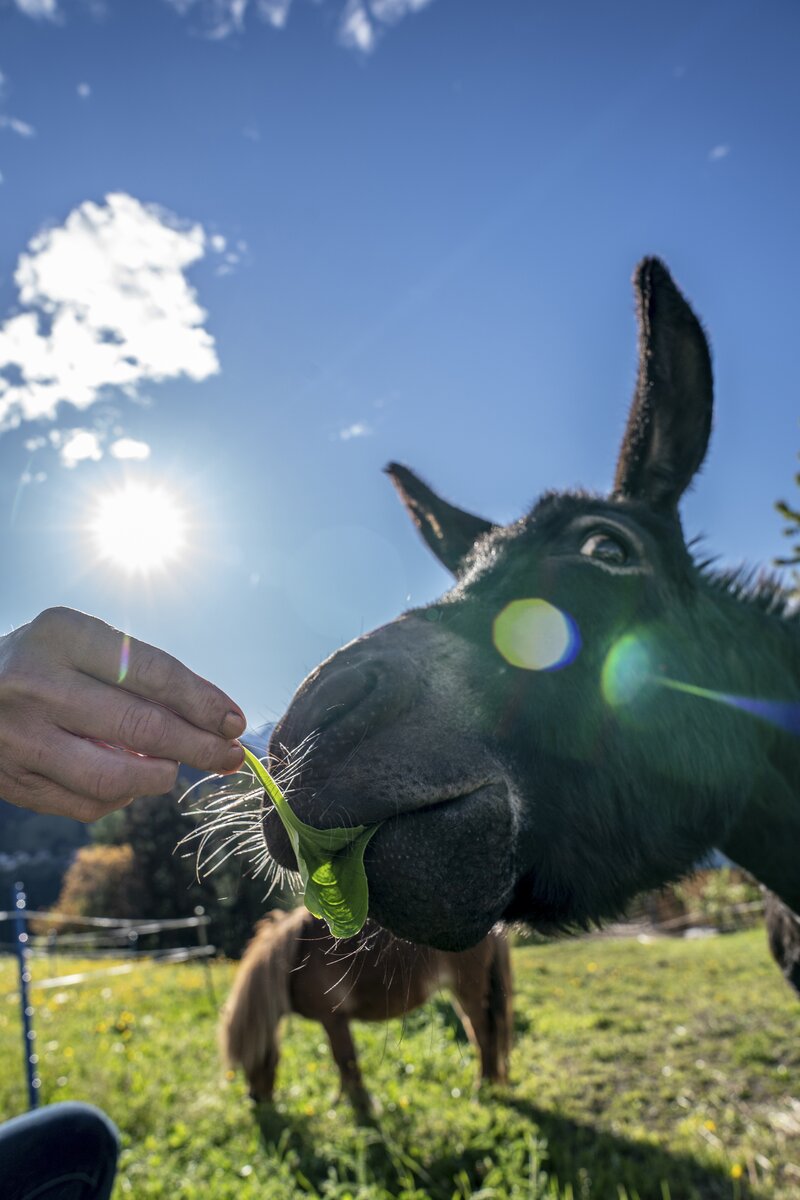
[613,258,713,511]
[385,462,493,575]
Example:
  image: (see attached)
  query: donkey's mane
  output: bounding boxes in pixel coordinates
[701,563,797,620]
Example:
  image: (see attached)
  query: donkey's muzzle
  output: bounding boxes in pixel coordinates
[271,643,419,778]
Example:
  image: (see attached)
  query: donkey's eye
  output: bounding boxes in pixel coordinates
[579,532,629,566]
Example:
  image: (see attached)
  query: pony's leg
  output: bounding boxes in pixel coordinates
[247,1045,279,1104]
[451,944,512,1088]
[449,989,496,1086]
[322,1017,373,1117]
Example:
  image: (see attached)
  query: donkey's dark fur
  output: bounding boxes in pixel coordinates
[221,910,512,1115]
[263,259,800,991]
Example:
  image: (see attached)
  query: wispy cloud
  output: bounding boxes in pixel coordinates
[14,0,59,18]
[340,0,435,51]
[77,82,92,98]
[0,192,219,432]
[340,0,374,51]
[338,421,372,440]
[0,115,36,137]
[13,0,438,53]
[210,235,249,276]
[708,144,730,162]
[162,0,248,38]
[257,0,291,27]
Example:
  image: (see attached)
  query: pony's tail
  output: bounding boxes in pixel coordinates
[487,926,513,1084]
[219,909,302,1100]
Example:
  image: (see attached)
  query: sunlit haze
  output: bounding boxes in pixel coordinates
[87,482,188,575]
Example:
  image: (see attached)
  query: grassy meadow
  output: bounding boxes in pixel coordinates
[0,929,798,1199]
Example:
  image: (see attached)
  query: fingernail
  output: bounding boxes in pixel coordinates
[221,710,246,739]
[224,743,245,769]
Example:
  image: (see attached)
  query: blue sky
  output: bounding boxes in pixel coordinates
[1,0,799,728]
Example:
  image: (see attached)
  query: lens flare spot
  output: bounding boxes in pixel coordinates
[493,599,580,672]
[117,634,131,684]
[602,634,653,707]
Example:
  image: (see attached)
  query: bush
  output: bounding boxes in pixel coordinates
[46,843,145,929]
[673,867,763,930]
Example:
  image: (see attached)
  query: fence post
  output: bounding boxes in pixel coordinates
[13,882,40,1110]
[194,906,217,1008]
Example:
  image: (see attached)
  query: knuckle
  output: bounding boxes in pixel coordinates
[30,606,80,640]
[0,662,38,707]
[12,766,49,795]
[118,702,170,752]
[199,690,227,732]
[133,647,177,697]
[1,765,51,810]
[89,763,127,804]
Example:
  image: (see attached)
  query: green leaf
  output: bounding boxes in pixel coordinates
[242,747,380,939]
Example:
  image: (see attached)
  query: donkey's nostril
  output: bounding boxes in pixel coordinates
[310,664,379,732]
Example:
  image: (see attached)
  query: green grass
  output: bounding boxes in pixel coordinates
[1,930,798,1198]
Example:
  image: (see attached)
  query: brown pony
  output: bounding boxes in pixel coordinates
[220,908,512,1114]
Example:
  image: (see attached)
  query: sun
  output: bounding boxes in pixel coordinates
[88,481,188,574]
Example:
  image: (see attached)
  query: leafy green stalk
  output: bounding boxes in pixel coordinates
[242,746,380,939]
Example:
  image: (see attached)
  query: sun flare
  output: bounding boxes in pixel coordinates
[88,482,188,574]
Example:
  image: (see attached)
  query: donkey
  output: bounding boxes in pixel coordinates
[221,909,512,1114]
[261,258,800,991]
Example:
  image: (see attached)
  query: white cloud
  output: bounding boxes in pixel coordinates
[370,0,434,20]
[0,116,36,137]
[213,237,248,276]
[77,82,92,98]
[53,427,104,468]
[157,0,435,50]
[339,0,435,51]
[0,192,219,431]
[257,0,291,26]
[339,0,374,51]
[709,144,730,162]
[12,0,438,51]
[162,0,247,38]
[110,436,151,460]
[338,421,372,440]
[14,0,59,17]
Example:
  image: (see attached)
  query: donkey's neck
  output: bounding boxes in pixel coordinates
[720,767,800,911]
[712,592,800,911]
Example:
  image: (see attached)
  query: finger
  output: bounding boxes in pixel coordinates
[48,609,246,739]
[23,728,180,805]
[51,675,245,775]
[0,766,134,824]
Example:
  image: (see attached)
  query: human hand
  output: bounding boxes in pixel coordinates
[0,607,246,822]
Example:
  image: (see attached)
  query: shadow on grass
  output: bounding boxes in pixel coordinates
[488,1095,741,1200]
[250,1091,745,1200]
[252,1100,412,1195]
